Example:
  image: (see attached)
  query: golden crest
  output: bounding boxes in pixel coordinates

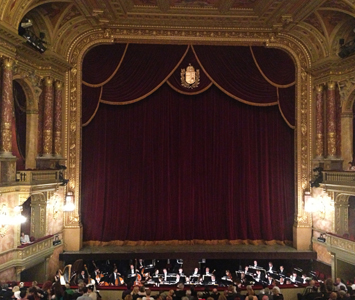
[181,63,200,89]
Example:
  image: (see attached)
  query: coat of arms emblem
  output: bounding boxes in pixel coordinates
[181,63,200,89]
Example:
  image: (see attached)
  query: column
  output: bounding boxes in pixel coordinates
[0,58,14,156]
[326,81,337,158]
[25,86,41,169]
[53,81,62,157]
[315,85,324,158]
[42,77,54,157]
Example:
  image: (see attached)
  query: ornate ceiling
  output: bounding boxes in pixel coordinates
[1,0,355,62]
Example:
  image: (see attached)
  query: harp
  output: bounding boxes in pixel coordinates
[61,265,72,285]
[71,259,84,284]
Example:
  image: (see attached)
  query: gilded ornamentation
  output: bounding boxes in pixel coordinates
[54,81,63,157]
[43,78,54,156]
[326,82,337,157]
[181,64,200,89]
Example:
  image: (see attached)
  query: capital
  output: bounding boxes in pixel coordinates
[55,81,63,90]
[3,58,14,70]
[315,85,323,93]
[44,77,53,86]
[327,81,336,90]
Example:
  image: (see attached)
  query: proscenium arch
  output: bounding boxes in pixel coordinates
[65,29,313,248]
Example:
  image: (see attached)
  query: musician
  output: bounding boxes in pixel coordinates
[54,269,62,282]
[290,272,302,284]
[267,275,273,286]
[278,277,285,285]
[253,261,259,268]
[189,268,200,284]
[225,270,233,281]
[208,275,218,286]
[254,270,264,283]
[138,259,145,270]
[178,268,184,276]
[126,264,138,284]
[278,266,286,277]
[110,268,123,286]
[152,269,161,282]
[245,266,251,275]
[221,270,233,286]
[267,262,275,274]
[78,270,88,284]
[162,268,168,282]
[204,267,213,276]
[92,268,103,285]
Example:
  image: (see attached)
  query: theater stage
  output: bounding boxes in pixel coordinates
[60,243,316,261]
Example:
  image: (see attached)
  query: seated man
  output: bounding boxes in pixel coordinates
[20,232,31,245]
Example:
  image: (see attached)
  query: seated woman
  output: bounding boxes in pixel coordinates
[20,232,31,245]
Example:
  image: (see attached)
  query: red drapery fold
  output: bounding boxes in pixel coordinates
[81,43,295,243]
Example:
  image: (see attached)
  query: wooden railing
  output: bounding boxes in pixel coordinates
[322,171,355,185]
[327,233,355,254]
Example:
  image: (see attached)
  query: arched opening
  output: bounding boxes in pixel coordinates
[20,196,31,240]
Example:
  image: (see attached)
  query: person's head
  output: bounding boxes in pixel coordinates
[146,289,151,296]
[217,295,227,300]
[280,266,284,271]
[87,286,94,293]
[125,295,133,300]
[329,292,337,300]
[179,268,183,273]
[194,267,198,273]
[261,296,269,300]
[269,262,273,267]
[339,291,346,298]
[206,267,210,273]
[272,287,281,296]
[79,287,88,294]
[163,268,167,273]
[279,277,285,284]
[336,278,342,285]
[254,260,258,265]
[212,288,218,294]
[21,232,24,237]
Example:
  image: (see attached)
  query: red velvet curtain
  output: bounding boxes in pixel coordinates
[81,43,295,242]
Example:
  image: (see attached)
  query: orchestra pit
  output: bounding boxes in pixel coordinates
[1,1,355,300]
